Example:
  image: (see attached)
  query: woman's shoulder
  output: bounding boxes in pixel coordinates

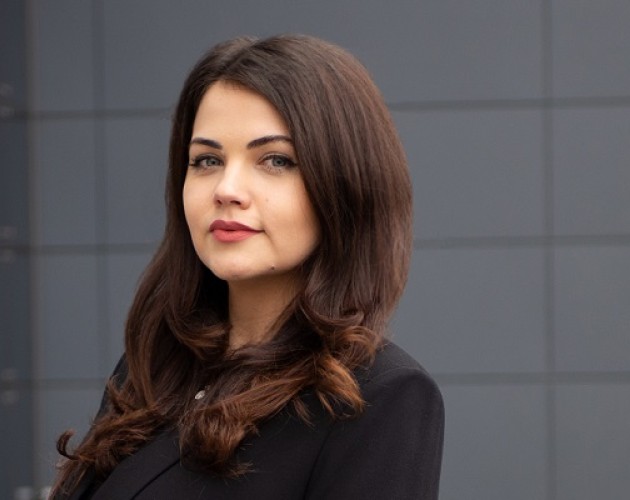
[356,341,443,409]
[303,341,444,499]
[361,341,438,385]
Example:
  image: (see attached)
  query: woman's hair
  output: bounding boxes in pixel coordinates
[54,34,412,493]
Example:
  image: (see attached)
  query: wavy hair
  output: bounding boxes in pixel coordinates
[54,34,412,494]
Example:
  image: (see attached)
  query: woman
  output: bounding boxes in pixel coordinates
[53,34,444,499]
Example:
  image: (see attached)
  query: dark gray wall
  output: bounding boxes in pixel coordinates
[2,1,629,498]
[1,1,34,499]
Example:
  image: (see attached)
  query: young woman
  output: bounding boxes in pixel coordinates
[53,34,444,499]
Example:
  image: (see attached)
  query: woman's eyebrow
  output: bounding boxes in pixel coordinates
[189,135,293,150]
[190,137,223,149]
[247,135,293,149]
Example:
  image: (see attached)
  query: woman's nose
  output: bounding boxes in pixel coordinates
[212,164,251,208]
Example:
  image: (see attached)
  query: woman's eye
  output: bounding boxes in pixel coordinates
[262,155,297,169]
[189,155,223,168]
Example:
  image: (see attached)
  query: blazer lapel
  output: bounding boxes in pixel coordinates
[92,429,180,500]
[64,469,96,500]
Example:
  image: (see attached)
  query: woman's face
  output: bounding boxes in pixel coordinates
[183,81,320,290]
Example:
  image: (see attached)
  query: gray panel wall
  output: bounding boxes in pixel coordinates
[1,2,34,499]
[5,1,629,498]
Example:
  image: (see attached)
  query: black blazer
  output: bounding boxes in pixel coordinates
[64,342,444,499]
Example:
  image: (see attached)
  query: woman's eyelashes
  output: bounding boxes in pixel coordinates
[260,154,297,171]
[188,153,297,171]
[189,153,223,168]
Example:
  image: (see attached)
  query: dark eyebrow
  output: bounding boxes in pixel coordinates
[247,135,293,150]
[189,137,223,149]
[189,135,293,150]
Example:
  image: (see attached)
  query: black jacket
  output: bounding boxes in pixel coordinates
[64,342,444,499]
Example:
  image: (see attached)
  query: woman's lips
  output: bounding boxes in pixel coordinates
[209,220,261,242]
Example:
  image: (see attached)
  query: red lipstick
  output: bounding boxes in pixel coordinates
[209,220,261,242]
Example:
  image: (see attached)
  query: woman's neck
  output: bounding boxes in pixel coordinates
[227,273,298,349]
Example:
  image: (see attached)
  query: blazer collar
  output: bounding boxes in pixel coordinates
[69,429,180,500]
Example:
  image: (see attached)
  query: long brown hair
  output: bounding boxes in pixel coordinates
[54,34,412,494]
